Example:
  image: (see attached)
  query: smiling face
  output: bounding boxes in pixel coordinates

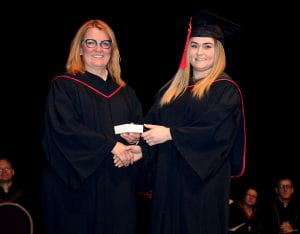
[188,37,215,74]
[81,27,112,75]
[0,159,15,183]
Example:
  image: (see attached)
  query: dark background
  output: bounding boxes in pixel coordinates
[1,4,298,232]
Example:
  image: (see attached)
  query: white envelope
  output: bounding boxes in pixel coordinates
[114,124,144,134]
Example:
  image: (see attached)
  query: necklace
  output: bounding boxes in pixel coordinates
[101,69,108,81]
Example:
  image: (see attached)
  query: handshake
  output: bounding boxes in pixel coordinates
[112,129,143,168]
[112,142,142,168]
[112,123,171,167]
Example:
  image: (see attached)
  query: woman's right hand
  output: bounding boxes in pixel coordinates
[113,145,142,168]
[111,142,134,166]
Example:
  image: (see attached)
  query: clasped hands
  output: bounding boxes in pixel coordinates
[280,221,294,233]
[112,142,142,168]
[113,124,171,168]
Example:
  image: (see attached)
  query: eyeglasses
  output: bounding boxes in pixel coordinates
[82,39,112,49]
[246,193,257,199]
[278,184,293,190]
[0,167,12,172]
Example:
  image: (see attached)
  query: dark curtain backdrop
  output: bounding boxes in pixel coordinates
[1,5,298,232]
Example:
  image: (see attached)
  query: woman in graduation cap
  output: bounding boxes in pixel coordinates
[141,11,246,234]
[42,19,143,234]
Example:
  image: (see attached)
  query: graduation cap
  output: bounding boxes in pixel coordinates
[191,11,241,40]
[179,11,241,69]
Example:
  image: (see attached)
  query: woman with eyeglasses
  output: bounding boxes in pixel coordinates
[228,186,263,233]
[42,19,143,234]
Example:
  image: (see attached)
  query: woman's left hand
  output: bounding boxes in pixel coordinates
[142,124,172,146]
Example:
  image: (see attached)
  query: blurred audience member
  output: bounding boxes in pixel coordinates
[0,157,28,206]
[229,186,262,233]
[262,176,300,233]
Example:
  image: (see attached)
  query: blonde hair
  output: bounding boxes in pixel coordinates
[160,39,226,106]
[66,19,125,86]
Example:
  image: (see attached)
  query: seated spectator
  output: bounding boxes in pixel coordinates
[262,176,300,234]
[0,157,30,210]
[229,186,262,233]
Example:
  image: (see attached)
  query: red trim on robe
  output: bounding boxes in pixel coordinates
[0,190,22,203]
[187,77,247,177]
[53,75,122,98]
[238,202,257,220]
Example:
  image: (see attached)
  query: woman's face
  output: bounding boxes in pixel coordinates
[243,188,258,206]
[188,37,215,72]
[81,27,112,73]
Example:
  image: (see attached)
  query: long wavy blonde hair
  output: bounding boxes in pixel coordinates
[160,39,226,106]
[66,19,125,86]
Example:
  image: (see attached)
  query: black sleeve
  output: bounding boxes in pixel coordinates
[43,78,116,189]
[170,81,245,180]
[139,96,161,189]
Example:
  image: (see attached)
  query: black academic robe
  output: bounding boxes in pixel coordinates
[42,71,142,234]
[143,75,246,234]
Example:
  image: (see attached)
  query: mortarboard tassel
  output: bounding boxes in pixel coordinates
[179,17,192,70]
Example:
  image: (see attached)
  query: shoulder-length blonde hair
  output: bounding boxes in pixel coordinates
[160,39,226,106]
[66,19,125,86]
